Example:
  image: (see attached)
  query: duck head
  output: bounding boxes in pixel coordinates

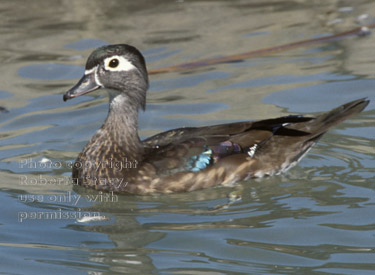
[63,44,149,110]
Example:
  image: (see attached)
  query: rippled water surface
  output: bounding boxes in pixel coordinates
[1,0,375,274]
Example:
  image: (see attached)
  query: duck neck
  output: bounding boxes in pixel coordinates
[100,91,144,160]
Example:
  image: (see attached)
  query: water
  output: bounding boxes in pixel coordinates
[1,0,375,274]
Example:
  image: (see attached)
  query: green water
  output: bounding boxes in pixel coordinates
[1,0,375,274]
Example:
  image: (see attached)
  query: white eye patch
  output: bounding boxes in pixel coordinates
[103,56,136,72]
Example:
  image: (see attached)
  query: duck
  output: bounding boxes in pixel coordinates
[63,44,369,194]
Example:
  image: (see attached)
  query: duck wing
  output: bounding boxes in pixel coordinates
[142,116,313,176]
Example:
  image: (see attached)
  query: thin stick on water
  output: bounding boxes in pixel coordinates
[148,23,374,75]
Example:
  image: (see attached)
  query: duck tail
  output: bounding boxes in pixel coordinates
[305,98,369,135]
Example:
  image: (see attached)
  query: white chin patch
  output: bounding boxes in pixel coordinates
[84,65,103,87]
[103,56,136,72]
[84,66,97,75]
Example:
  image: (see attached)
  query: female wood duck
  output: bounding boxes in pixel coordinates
[63,44,369,194]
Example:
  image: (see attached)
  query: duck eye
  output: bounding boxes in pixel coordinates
[108,58,119,68]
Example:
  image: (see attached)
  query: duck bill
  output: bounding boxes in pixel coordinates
[63,73,101,101]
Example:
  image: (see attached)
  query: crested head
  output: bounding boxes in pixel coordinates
[64,44,149,110]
